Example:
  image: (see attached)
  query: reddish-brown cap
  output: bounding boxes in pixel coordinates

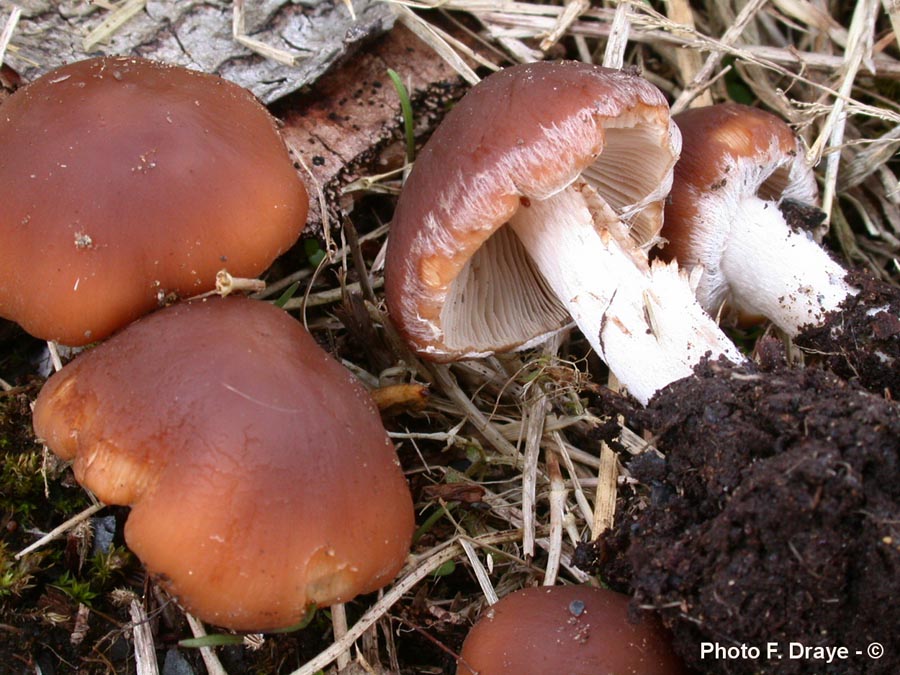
[457,585,686,675]
[662,103,817,271]
[385,61,680,360]
[33,296,413,631]
[0,57,308,345]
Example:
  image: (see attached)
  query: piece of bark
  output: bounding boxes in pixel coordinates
[0,62,18,103]
[3,0,394,103]
[274,23,470,235]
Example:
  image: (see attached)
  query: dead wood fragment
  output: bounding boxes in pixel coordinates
[3,0,394,103]
[273,24,471,236]
[0,62,17,104]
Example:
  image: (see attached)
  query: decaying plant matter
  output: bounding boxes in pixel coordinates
[608,350,900,675]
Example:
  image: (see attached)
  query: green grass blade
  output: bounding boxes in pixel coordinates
[387,68,416,165]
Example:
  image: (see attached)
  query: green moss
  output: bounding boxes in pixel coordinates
[0,541,44,598]
[0,392,90,530]
[50,570,99,605]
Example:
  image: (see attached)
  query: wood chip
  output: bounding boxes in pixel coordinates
[591,443,618,538]
[275,24,470,234]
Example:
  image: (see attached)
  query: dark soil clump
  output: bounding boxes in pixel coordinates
[612,356,900,675]
[797,269,900,398]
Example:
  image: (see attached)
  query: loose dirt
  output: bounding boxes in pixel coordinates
[797,269,900,398]
[602,352,900,674]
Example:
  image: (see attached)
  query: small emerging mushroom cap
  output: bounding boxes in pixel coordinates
[661,104,817,310]
[33,297,413,631]
[385,61,680,360]
[0,57,308,345]
[457,585,686,675]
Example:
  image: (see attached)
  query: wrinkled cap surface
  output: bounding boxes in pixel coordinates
[662,103,817,274]
[457,585,686,675]
[0,56,308,345]
[33,297,413,631]
[385,61,680,360]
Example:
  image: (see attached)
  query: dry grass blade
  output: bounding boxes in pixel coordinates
[0,4,21,69]
[551,432,593,525]
[332,602,352,670]
[130,600,160,675]
[664,0,712,107]
[591,443,618,538]
[232,0,300,66]
[520,388,547,558]
[426,363,522,460]
[885,0,900,49]
[601,1,630,69]
[542,450,566,586]
[290,532,519,675]
[539,0,589,52]
[185,614,230,675]
[480,483,591,583]
[810,0,881,223]
[392,4,480,84]
[460,537,499,604]
[15,501,104,559]
[44,341,64,373]
[670,0,769,113]
[838,123,900,191]
[82,0,146,51]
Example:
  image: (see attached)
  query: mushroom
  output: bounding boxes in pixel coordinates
[0,56,308,346]
[660,103,857,333]
[385,61,743,405]
[457,585,686,675]
[33,296,414,632]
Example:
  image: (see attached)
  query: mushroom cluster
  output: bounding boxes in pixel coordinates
[385,60,744,405]
[0,56,308,345]
[15,57,414,632]
[382,61,899,675]
[16,46,896,671]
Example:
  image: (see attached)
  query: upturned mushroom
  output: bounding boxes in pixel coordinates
[33,296,414,632]
[385,61,743,404]
[0,56,308,346]
[457,585,686,675]
[660,103,856,331]
[660,103,899,394]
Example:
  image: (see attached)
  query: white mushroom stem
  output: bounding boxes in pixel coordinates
[509,185,745,405]
[714,197,857,336]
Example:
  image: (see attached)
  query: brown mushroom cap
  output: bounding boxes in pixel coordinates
[0,56,308,346]
[664,103,816,258]
[385,61,680,360]
[457,585,686,675]
[33,296,413,631]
